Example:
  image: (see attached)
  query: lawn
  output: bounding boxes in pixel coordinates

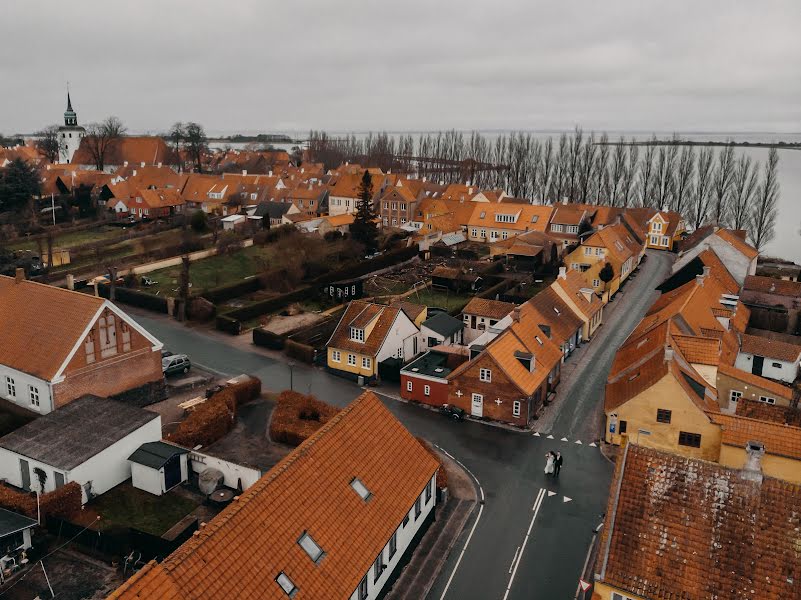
[145,245,272,293]
[87,483,198,536]
[409,287,471,313]
[9,226,124,252]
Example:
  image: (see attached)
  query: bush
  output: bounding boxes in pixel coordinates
[190,210,208,232]
[96,284,169,313]
[323,230,344,242]
[0,482,81,521]
[264,224,296,243]
[253,327,286,350]
[216,231,245,255]
[200,277,262,303]
[269,390,339,447]
[284,339,315,364]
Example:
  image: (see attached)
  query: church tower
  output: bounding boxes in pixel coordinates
[57,91,86,163]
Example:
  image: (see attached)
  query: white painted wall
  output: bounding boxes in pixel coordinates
[131,453,189,496]
[376,312,422,363]
[348,473,437,600]
[329,196,356,217]
[673,235,756,287]
[0,365,53,414]
[735,352,800,384]
[188,452,262,491]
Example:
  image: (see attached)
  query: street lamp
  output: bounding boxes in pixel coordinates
[288,362,296,391]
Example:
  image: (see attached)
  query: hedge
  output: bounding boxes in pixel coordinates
[219,286,315,325]
[97,284,169,313]
[284,339,315,364]
[0,482,82,521]
[253,328,286,350]
[269,391,340,447]
[168,376,261,448]
[199,277,262,304]
[312,246,418,286]
[216,314,242,335]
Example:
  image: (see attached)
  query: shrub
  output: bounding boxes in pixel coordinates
[284,339,315,364]
[0,482,81,521]
[216,231,244,255]
[190,210,208,232]
[253,327,286,350]
[269,390,339,447]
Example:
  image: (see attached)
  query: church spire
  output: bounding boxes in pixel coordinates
[67,92,73,112]
[64,90,77,127]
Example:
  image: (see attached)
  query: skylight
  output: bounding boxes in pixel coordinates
[276,572,297,597]
[553,307,561,315]
[298,532,324,563]
[351,477,372,501]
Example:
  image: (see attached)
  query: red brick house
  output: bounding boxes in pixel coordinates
[400,348,468,407]
[446,309,563,426]
[0,271,165,414]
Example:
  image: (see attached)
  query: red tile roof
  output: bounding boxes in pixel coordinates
[740,332,801,363]
[461,297,515,320]
[598,444,801,600]
[743,275,801,297]
[327,301,404,357]
[72,136,175,168]
[110,391,439,600]
[707,412,801,460]
[716,228,758,260]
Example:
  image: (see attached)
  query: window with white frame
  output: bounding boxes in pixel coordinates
[331,350,341,362]
[490,231,498,240]
[758,395,776,404]
[479,229,486,238]
[358,576,368,600]
[29,385,40,407]
[495,214,516,223]
[98,313,117,358]
[551,224,563,232]
[513,400,521,417]
[424,384,430,396]
[584,247,592,256]
[652,221,663,232]
[347,354,357,366]
[661,236,669,245]
[471,228,478,237]
[350,327,364,342]
[501,231,508,240]
[650,235,659,245]
[406,380,413,392]
[566,225,579,233]
[362,357,371,369]
[729,390,742,403]
[479,368,491,382]
[425,479,432,503]
[5,376,15,398]
[595,247,603,256]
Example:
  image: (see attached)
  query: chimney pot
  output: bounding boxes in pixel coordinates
[123,161,129,167]
[140,162,145,168]
[242,170,247,176]
[157,162,162,168]
[664,346,674,362]
[695,274,704,287]
[558,266,567,280]
[742,441,764,483]
[702,266,711,278]
[14,268,25,284]
[513,306,521,323]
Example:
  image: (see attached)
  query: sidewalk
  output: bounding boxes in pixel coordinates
[385,450,478,600]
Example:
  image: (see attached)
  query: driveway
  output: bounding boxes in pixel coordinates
[125,250,671,600]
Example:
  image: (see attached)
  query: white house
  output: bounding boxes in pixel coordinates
[421,312,465,348]
[460,297,515,344]
[107,391,439,600]
[0,396,162,504]
[673,228,758,287]
[734,332,801,386]
[0,508,38,557]
[129,441,189,496]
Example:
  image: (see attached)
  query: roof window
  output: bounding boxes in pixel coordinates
[298,532,325,563]
[276,572,297,597]
[553,307,561,315]
[351,477,372,501]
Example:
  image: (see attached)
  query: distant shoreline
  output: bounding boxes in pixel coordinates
[597,139,801,149]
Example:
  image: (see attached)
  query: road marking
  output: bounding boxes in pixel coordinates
[589,442,597,447]
[504,488,546,600]
[547,490,556,497]
[508,546,520,574]
[533,431,540,437]
[435,445,485,600]
[575,440,583,444]
[563,496,572,503]
[561,437,569,442]
[546,434,554,439]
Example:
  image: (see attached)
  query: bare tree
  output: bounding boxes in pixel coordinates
[672,145,695,217]
[594,133,610,204]
[539,136,554,203]
[36,125,62,163]
[83,116,126,171]
[638,138,657,207]
[654,138,678,210]
[711,144,736,225]
[577,132,597,203]
[184,122,208,173]
[169,122,186,173]
[551,133,570,204]
[729,154,759,231]
[608,139,626,206]
[749,148,779,252]
[691,148,715,228]
[620,142,639,207]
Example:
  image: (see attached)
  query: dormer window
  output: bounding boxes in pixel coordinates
[350,327,365,342]
[298,532,325,563]
[495,214,516,224]
[351,477,372,501]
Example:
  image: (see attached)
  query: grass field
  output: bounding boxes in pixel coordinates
[408,288,471,312]
[88,483,198,536]
[9,226,124,252]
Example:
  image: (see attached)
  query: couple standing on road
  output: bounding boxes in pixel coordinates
[544,451,563,477]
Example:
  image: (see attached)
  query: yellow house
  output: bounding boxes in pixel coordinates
[566,223,643,303]
[604,324,722,462]
[551,267,604,340]
[643,210,686,251]
[326,300,420,381]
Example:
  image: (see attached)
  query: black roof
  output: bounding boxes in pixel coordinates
[422,312,464,338]
[253,201,291,219]
[0,507,37,538]
[401,350,453,379]
[0,396,159,470]
[128,441,188,469]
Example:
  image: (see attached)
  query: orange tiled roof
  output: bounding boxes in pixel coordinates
[736,398,801,427]
[72,136,174,168]
[598,444,801,600]
[110,391,439,600]
[708,412,801,459]
[550,205,586,226]
[553,270,603,320]
[716,228,758,260]
[743,275,801,297]
[466,203,552,232]
[461,297,515,320]
[671,334,720,365]
[327,301,403,357]
[0,276,104,380]
[696,248,739,294]
[740,332,801,363]
[523,287,584,347]
[717,363,795,401]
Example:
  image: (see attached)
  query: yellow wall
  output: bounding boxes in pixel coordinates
[718,444,801,485]
[327,347,377,377]
[605,373,722,462]
[594,582,645,600]
[566,245,624,304]
[552,283,603,339]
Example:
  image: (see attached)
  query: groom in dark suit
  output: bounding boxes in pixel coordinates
[554,451,563,477]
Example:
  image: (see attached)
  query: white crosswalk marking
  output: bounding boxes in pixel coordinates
[575,440,582,444]
[533,432,540,437]
[560,437,569,442]
[589,442,597,447]
[546,434,554,439]
[563,496,572,503]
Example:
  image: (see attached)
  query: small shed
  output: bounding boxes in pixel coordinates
[128,441,189,496]
[0,508,37,556]
[221,214,246,231]
[421,312,465,348]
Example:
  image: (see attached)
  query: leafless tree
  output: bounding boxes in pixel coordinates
[36,125,62,163]
[672,145,695,217]
[620,142,639,207]
[729,154,759,231]
[184,122,208,174]
[83,116,126,171]
[577,132,597,203]
[710,144,736,226]
[551,133,570,204]
[594,133,610,204]
[654,138,678,210]
[169,122,186,172]
[608,139,626,206]
[538,136,554,203]
[638,138,657,207]
[749,148,779,251]
[566,127,583,202]
[691,147,714,228]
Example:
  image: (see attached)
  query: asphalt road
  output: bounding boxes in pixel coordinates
[130,250,672,600]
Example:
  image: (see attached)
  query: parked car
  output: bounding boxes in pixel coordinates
[162,354,191,376]
[439,404,466,421]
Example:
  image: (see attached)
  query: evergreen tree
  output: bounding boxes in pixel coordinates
[350,170,379,253]
[0,158,40,214]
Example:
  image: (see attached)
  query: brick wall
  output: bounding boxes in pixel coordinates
[401,374,448,407]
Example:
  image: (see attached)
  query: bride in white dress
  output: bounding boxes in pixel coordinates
[544,451,555,475]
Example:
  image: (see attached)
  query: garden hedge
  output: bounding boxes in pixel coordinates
[416,438,448,490]
[269,390,339,447]
[0,482,82,521]
[284,339,315,364]
[253,328,286,350]
[97,284,169,313]
[199,277,262,304]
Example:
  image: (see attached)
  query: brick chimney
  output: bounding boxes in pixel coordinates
[742,441,764,483]
[664,346,674,362]
[14,267,25,284]
[513,305,521,323]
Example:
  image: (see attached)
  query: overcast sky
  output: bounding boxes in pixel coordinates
[2,1,800,135]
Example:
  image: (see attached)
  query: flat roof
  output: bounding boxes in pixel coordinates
[401,350,453,379]
[0,507,37,538]
[0,396,159,470]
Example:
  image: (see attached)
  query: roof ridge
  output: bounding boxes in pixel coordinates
[707,410,801,432]
[0,275,104,304]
